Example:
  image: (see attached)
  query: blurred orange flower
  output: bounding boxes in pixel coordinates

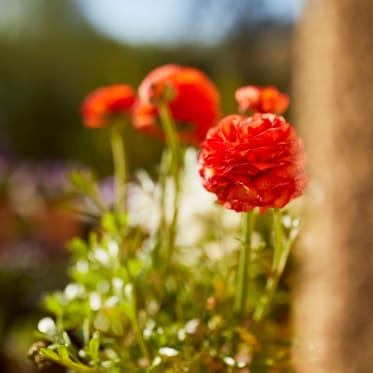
[198,113,307,213]
[134,64,220,144]
[81,84,136,128]
[235,85,289,115]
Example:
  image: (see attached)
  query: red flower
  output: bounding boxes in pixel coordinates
[132,101,161,137]
[235,86,289,115]
[133,64,220,144]
[198,114,308,213]
[81,84,136,128]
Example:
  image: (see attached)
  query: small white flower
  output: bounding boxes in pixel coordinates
[159,347,179,357]
[38,317,56,336]
[89,292,101,311]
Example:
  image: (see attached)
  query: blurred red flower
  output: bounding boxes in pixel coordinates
[81,84,136,128]
[235,86,289,115]
[198,114,308,213]
[132,101,160,137]
[133,64,220,144]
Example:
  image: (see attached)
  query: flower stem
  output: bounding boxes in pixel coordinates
[272,208,284,271]
[110,126,127,214]
[253,208,295,321]
[234,210,256,319]
[158,104,180,266]
[153,148,171,264]
[122,265,151,362]
[132,311,151,362]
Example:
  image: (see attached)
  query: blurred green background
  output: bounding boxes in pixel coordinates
[0,0,297,173]
[0,0,301,371]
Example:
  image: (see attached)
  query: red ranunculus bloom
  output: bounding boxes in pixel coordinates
[81,84,136,128]
[198,113,308,213]
[132,101,160,137]
[133,64,220,144]
[235,86,289,115]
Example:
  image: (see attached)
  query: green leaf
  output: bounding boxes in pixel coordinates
[40,348,60,361]
[88,331,100,361]
[67,238,88,256]
[127,258,143,277]
[69,170,97,195]
[43,293,64,316]
[119,299,135,320]
[101,212,128,233]
[57,345,71,362]
[62,331,72,346]
[102,213,117,233]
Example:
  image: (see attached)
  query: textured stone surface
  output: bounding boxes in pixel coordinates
[293,0,373,372]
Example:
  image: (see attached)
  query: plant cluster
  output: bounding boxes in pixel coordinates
[29,64,307,372]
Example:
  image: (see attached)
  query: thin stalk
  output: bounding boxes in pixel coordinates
[234,210,256,319]
[253,274,279,322]
[153,148,171,265]
[132,313,151,362]
[158,105,179,174]
[110,126,127,214]
[253,208,295,322]
[88,185,107,214]
[158,104,181,266]
[272,208,284,271]
[39,352,101,373]
[122,263,151,362]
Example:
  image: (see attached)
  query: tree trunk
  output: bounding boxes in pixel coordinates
[293,0,373,372]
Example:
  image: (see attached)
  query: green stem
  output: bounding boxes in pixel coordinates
[272,208,283,271]
[253,208,295,322]
[40,349,100,372]
[158,104,181,266]
[153,148,171,265]
[122,264,151,362]
[110,126,127,214]
[158,105,179,172]
[89,186,107,214]
[234,211,256,319]
[132,312,151,362]
[253,275,278,322]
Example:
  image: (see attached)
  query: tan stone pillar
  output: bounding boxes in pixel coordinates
[293,0,373,372]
